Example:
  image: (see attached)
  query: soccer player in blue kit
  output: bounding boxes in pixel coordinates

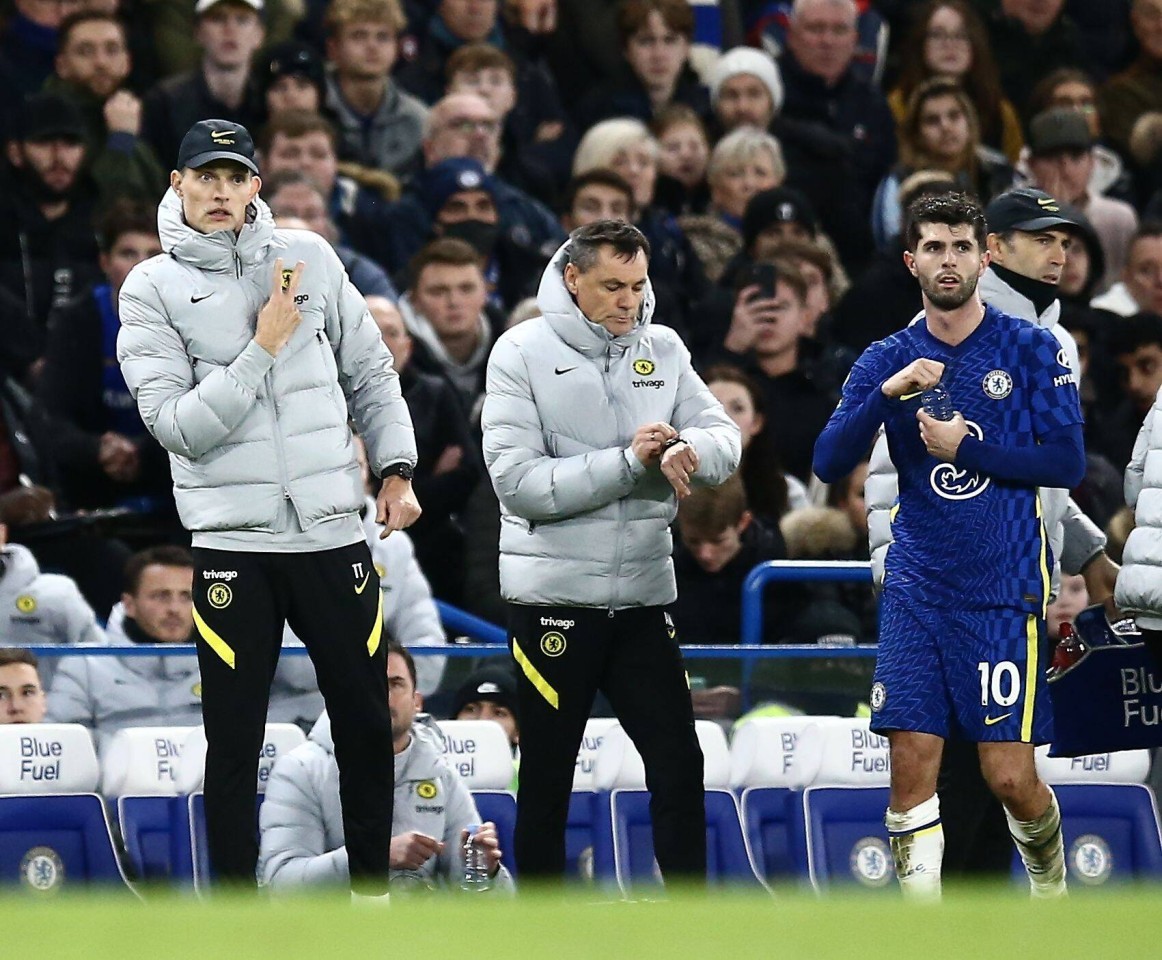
[814,193,1085,899]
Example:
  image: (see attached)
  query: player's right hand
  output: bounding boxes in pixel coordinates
[631,422,678,465]
[881,358,945,398]
[389,831,444,870]
[255,258,304,357]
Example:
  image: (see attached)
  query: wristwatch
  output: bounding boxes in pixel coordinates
[382,462,415,482]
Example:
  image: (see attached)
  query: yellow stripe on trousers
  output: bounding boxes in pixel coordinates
[512,637,559,710]
[367,589,384,656]
[192,605,235,669]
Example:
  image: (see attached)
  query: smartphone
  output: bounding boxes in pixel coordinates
[744,262,778,300]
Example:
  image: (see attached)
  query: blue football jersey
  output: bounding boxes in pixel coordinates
[838,305,1083,612]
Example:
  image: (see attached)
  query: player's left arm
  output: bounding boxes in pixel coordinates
[924,329,1085,487]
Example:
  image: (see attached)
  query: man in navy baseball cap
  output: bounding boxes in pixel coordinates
[984,187,1080,236]
[176,118,260,176]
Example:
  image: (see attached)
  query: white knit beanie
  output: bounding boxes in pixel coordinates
[708,47,785,114]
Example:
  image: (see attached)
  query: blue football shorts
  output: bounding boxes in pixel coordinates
[870,586,1054,744]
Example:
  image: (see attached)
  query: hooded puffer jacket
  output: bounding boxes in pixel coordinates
[1115,391,1162,629]
[117,189,415,547]
[257,712,514,891]
[481,242,740,608]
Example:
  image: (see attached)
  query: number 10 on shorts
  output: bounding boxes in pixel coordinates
[978,661,1021,707]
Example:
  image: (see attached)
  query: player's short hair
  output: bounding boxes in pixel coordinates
[325,0,407,36]
[903,191,987,252]
[408,238,484,290]
[677,472,748,534]
[566,220,651,273]
[98,199,157,252]
[124,546,194,596]
[257,111,339,155]
[386,639,416,688]
[561,169,635,216]
[0,648,39,671]
[1107,311,1162,358]
[445,42,516,82]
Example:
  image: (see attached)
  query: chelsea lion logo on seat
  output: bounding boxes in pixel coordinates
[930,421,990,501]
[20,846,64,893]
[982,369,1012,399]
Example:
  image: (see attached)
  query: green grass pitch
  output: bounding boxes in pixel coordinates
[2,885,1160,960]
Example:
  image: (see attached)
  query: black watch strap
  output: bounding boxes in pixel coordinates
[383,462,415,481]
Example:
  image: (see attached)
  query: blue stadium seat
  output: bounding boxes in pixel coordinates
[117,795,195,887]
[0,794,137,893]
[607,787,765,893]
[740,786,804,881]
[798,785,896,892]
[471,790,516,876]
[190,792,265,892]
[566,790,601,880]
[1008,783,1162,887]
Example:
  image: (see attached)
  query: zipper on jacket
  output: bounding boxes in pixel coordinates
[234,252,242,279]
[602,345,627,612]
[265,371,293,503]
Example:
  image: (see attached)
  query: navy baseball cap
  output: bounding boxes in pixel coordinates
[19,93,86,142]
[176,119,260,175]
[419,157,497,218]
[984,187,1080,234]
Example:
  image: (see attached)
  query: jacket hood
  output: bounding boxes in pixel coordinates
[398,294,492,373]
[158,187,276,274]
[536,240,655,359]
[103,600,199,680]
[0,544,39,593]
[978,267,1060,330]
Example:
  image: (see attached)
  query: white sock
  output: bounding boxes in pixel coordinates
[1006,788,1067,899]
[885,794,943,901]
[351,890,391,906]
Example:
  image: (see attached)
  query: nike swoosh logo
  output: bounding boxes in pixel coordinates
[190,294,214,303]
[554,366,577,375]
[899,391,922,401]
[984,713,1012,726]
[354,572,372,595]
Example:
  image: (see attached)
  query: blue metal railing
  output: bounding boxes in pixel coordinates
[741,560,875,648]
[24,561,882,663]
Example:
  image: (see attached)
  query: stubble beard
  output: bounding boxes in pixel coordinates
[920,270,979,310]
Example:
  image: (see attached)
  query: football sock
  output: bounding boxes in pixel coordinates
[885,793,943,901]
[1006,789,1067,898]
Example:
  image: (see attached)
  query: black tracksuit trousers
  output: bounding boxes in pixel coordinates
[509,603,706,882]
[192,542,393,893]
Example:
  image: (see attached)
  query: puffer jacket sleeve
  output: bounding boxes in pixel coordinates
[864,428,897,590]
[433,765,514,892]
[117,267,276,459]
[1125,406,1155,510]
[669,337,741,485]
[43,576,107,647]
[45,658,94,727]
[482,333,639,521]
[1058,496,1108,575]
[258,749,350,889]
[322,242,417,475]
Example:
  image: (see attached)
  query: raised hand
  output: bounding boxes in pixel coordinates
[255,259,305,357]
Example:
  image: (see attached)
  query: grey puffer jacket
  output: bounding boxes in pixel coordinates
[1115,392,1162,629]
[117,190,416,548]
[481,243,741,608]
[864,267,1105,598]
[257,712,514,892]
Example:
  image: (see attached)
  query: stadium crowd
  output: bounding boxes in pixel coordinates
[0,0,1159,749]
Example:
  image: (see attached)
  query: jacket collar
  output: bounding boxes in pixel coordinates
[158,187,276,275]
[536,241,655,359]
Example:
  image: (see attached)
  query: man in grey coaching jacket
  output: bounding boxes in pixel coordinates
[117,118,420,896]
[481,220,741,880]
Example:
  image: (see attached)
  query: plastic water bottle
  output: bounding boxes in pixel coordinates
[1049,621,1086,677]
[921,382,955,421]
[460,824,492,892]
